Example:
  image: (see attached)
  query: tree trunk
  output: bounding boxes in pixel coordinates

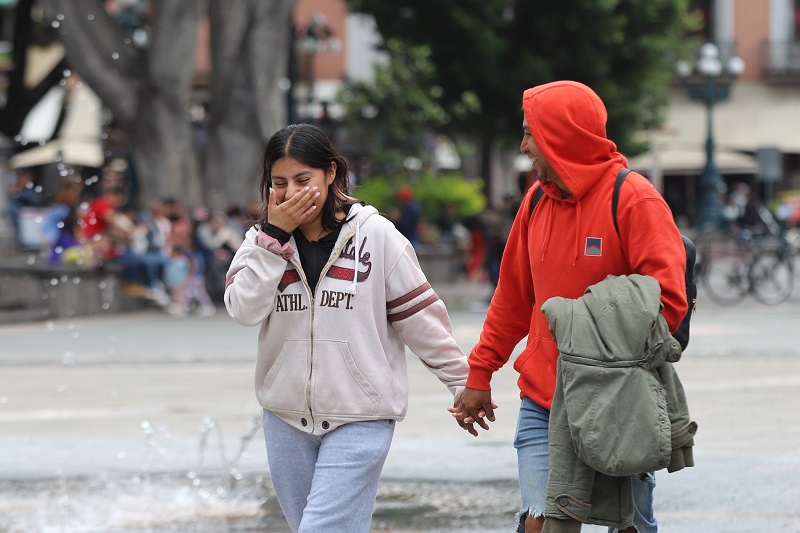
[40,0,204,207]
[205,0,294,212]
[129,0,206,206]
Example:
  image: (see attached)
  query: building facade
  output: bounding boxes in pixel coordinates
[628,0,800,227]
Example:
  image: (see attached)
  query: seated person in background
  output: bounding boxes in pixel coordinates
[49,205,97,267]
[42,179,84,260]
[4,167,43,247]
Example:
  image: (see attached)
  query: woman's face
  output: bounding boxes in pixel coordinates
[270,156,336,216]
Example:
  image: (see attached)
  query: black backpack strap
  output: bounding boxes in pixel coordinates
[528,185,545,218]
[612,168,632,237]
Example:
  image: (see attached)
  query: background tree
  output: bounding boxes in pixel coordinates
[205,0,293,211]
[337,37,479,178]
[40,0,206,206]
[37,0,293,210]
[347,0,698,203]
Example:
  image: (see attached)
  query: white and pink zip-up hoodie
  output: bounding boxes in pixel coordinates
[225,202,468,435]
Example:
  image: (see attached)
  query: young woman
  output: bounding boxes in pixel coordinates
[224,124,470,532]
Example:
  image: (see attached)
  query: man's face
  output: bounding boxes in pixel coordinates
[520,118,568,194]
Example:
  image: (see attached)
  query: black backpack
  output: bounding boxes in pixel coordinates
[529,168,697,351]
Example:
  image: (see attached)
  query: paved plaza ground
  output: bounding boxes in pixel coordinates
[0,282,799,532]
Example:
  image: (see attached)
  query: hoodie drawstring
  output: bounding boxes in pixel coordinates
[538,196,581,266]
[573,202,582,266]
[345,220,360,295]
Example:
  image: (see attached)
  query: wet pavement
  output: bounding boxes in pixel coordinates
[1,282,799,532]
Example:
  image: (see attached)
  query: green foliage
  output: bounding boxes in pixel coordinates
[337,38,480,177]
[347,0,698,154]
[353,172,486,223]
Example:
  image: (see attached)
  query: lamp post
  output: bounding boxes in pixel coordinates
[676,43,745,230]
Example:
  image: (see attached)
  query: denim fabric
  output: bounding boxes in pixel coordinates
[608,472,658,533]
[514,398,657,532]
[261,409,395,533]
[514,397,550,530]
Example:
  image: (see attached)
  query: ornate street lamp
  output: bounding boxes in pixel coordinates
[676,43,745,230]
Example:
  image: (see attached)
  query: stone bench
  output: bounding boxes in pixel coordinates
[416,243,463,284]
[0,254,143,322]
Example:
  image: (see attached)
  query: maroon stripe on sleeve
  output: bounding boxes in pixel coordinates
[386,282,432,309]
[387,294,439,322]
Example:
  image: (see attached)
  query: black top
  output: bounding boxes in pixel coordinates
[262,222,342,295]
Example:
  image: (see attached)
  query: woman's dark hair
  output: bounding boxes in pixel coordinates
[257,123,358,232]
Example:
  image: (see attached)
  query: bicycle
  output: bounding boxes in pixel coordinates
[785,227,800,305]
[696,230,794,306]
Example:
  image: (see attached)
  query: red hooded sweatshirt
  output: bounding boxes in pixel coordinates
[466,81,688,409]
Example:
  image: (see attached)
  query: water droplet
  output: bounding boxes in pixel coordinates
[56,13,64,20]
[46,321,55,331]
[62,69,71,77]
[0,396,8,404]
[56,384,68,393]
[87,14,95,21]
[116,451,125,459]
[111,52,120,60]
[51,21,60,29]
[61,352,75,366]
[49,278,59,286]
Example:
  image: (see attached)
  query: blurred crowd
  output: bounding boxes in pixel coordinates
[3,159,246,318]
[387,186,520,291]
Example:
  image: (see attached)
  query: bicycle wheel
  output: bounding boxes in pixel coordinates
[790,253,800,304]
[751,252,794,305]
[703,253,749,306]
[786,229,800,304]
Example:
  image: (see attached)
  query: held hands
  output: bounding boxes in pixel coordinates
[267,186,321,233]
[448,387,497,437]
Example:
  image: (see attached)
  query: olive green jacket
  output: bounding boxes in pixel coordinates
[540,274,697,529]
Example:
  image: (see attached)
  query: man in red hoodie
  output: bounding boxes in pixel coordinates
[452,81,688,532]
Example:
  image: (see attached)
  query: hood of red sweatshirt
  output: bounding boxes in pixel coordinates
[522,81,627,201]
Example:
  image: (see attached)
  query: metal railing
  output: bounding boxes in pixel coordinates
[760,41,800,83]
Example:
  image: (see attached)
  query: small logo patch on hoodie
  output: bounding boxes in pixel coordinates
[585,237,602,256]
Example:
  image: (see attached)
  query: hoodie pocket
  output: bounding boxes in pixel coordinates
[259,339,310,414]
[310,340,382,417]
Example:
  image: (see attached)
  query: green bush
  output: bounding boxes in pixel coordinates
[352,172,486,223]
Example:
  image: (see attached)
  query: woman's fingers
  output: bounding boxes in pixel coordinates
[269,186,320,231]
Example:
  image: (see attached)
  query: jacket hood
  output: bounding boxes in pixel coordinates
[522,81,627,201]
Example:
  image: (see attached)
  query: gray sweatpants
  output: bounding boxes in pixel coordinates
[261,409,395,533]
